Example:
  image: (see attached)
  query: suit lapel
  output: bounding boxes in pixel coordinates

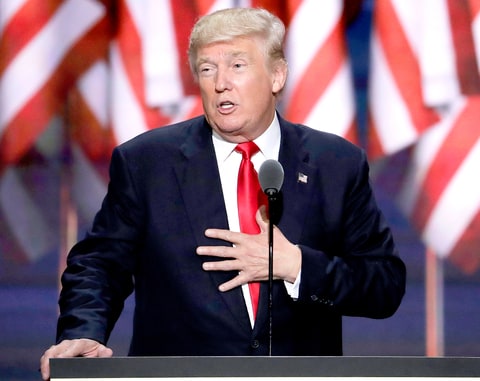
[276,118,318,242]
[173,119,227,246]
[173,117,251,332]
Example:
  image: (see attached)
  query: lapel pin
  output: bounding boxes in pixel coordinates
[297,172,308,184]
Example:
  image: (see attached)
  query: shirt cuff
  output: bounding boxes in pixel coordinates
[283,269,301,300]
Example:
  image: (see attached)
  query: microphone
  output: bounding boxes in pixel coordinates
[258,159,284,356]
[259,159,284,197]
[259,159,284,225]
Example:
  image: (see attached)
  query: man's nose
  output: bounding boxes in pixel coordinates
[215,69,232,92]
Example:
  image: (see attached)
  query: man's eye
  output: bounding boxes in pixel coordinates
[198,66,214,76]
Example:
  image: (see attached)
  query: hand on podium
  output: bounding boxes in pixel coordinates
[40,338,112,380]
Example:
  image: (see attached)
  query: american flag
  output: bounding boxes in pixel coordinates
[369,0,480,273]
[282,0,359,143]
[367,0,440,158]
[0,0,109,167]
[0,0,109,264]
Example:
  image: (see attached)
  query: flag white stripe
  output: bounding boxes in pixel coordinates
[0,0,25,33]
[472,11,480,67]
[0,168,55,261]
[418,0,458,107]
[111,42,148,143]
[304,61,354,136]
[390,0,419,56]
[77,61,109,128]
[144,0,183,106]
[369,34,418,152]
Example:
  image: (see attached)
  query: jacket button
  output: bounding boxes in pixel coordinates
[251,340,260,349]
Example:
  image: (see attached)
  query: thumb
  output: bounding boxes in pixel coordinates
[256,205,269,233]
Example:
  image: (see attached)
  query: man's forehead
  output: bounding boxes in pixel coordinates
[197,42,255,61]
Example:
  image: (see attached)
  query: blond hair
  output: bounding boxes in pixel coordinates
[188,8,286,76]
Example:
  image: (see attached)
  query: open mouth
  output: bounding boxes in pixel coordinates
[218,101,235,111]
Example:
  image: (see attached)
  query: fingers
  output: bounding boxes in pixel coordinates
[202,228,240,243]
[217,272,250,292]
[201,258,238,272]
[196,243,235,258]
[202,205,269,242]
[40,339,113,381]
[40,340,78,380]
[40,348,52,380]
[197,215,271,291]
[98,346,114,358]
[196,228,254,260]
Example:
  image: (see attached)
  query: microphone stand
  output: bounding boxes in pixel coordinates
[266,190,277,356]
[258,159,284,357]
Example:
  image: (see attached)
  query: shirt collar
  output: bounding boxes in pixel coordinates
[212,113,281,163]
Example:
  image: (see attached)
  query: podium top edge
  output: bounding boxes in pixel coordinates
[50,356,480,378]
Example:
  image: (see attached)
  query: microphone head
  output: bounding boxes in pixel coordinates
[259,159,284,194]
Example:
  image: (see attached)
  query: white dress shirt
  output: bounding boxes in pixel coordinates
[211,114,300,327]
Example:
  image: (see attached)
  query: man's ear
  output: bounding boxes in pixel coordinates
[272,61,288,94]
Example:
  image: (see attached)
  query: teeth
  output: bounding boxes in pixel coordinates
[220,102,234,109]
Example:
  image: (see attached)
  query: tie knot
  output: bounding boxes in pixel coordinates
[235,141,260,160]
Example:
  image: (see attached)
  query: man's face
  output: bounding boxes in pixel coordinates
[195,37,286,143]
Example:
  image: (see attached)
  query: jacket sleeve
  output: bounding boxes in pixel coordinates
[56,147,141,344]
[297,150,406,319]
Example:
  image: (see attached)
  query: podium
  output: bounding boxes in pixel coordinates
[51,356,480,380]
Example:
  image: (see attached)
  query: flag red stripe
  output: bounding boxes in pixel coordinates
[469,0,480,16]
[0,0,62,75]
[69,88,116,162]
[0,82,60,166]
[116,1,169,129]
[447,0,480,94]
[193,0,215,16]
[286,0,303,20]
[253,0,287,22]
[344,118,359,146]
[169,0,198,95]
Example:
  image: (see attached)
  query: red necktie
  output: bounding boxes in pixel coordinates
[235,141,267,320]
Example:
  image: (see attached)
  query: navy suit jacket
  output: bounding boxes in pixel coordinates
[57,114,406,356]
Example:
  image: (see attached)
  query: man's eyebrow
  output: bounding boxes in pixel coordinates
[231,50,248,57]
[197,57,212,65]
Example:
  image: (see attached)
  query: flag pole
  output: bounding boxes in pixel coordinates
[425,247,445,356]
[58,93,79,288]
[58,161,78,286]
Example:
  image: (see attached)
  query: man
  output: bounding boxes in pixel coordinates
[40,7,406,380]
